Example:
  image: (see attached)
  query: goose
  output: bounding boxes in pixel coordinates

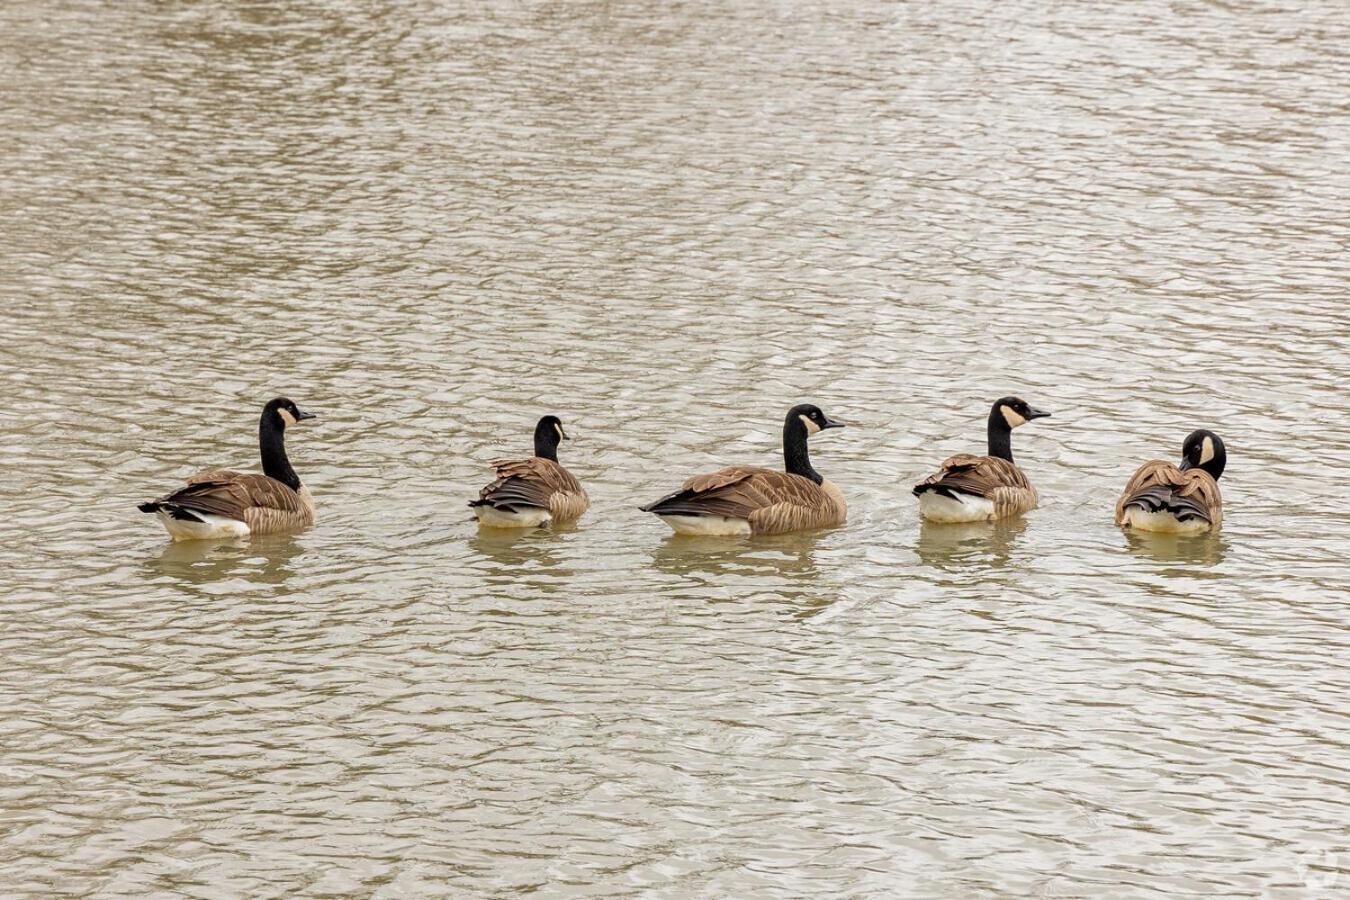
[913,396,1051,522]
[469,415,589,528]
[640,403,847,536]
[138,397,317,541]
[1116,429,1225,533]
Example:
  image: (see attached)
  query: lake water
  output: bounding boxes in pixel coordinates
[1,0,1348,896]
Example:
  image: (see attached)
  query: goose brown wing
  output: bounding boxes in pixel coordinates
[471,457,584,511]
[641,466,840,531]
[914,454,1031,499]
[149,471,306,522]
[1116,461,1222,524]
[639,466,766,518]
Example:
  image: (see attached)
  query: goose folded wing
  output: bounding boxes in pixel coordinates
[475,457,578,509]
[640,466,761,518]
[1117,461,1220,523]
[156,472,304,521]
[916,454,1029,498]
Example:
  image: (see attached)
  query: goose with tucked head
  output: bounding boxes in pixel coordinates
[1116,429,1225,533]
[913,396,1051,522]
[138,397,318,541]
[470,415,589,528]
[640,403,848,536]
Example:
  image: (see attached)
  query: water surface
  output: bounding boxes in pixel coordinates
[1,0,1348,896]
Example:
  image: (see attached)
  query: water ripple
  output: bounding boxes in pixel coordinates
[1,0,1348,896]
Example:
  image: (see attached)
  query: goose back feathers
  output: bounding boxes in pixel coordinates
[139,397,317,541]
[914,453,1039,521]
[641,404,847,536]
[1116,430,1225,533]
[470,415,589,527]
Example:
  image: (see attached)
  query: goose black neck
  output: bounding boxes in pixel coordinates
[259,412,301,490]
[533,422,560,462]
[783,416,822,484]
[987,407,1014,463]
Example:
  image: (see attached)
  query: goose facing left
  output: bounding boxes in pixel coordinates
[138,397,318,541]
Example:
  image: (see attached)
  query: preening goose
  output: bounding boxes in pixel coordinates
[913,396,1051,522]
[1116,429,1225,533]
[469,415,589,528]
[640,404,847,536]
[139,397,317,541]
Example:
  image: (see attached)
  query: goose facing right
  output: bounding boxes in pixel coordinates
[138,397,318,541]
[913,396,1051,522]
[640,403,848,536]
[1116,430,1225,533]
[469,415,590,528]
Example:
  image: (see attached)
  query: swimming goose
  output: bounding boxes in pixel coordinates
[469,415,589,528]
[1116,429,1225,533]
[138,397,317,541]
[913,396,1051,522]
[640,404,847,536]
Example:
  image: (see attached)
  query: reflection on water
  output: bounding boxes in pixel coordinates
[915,517,1029,570]
[469,522,578,578]
[648,531,824,582]
[1,0,1348,895]
[1123,528,1229,568]
[649,531,836,620]
[147,533,308,586]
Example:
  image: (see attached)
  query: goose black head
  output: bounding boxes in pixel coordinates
[986,396,1049,462]
[992,396,1051,430]
[1178,429,1226,480]
[533,414,567,461]
[786,403,846,437]
[264,397,315,427]
[782,403,845,483]
[258,397,312,490]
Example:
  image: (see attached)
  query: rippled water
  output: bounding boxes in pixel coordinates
[2,0,1348,896]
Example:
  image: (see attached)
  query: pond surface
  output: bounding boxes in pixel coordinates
[1,0,1347,896]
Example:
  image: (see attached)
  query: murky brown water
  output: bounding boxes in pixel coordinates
[2,0,1348,896]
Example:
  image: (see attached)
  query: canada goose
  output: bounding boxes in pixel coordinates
[138,397,317,541]
[469,415,589,528]
[640,404,847,536]
[913,396,1051,522]
[1116,429,1225,533]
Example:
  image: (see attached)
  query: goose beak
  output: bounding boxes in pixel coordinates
[821,417,846,430]
[1026,408,1051,420]
[1178,458,1194,471]
[297,410,316,421]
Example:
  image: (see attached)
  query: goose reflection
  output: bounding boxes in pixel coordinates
[1123,529,1228,567]
[468,523,578,580]
[146,532,306,586]
[648,531,824,584]
[915,517,1028,570]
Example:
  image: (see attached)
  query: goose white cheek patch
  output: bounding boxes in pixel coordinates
[799,415,821,435]
[555,423,566,442]
[1001,406,1027,428]
[278,408,298,425]
[1200,436,1215,465]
